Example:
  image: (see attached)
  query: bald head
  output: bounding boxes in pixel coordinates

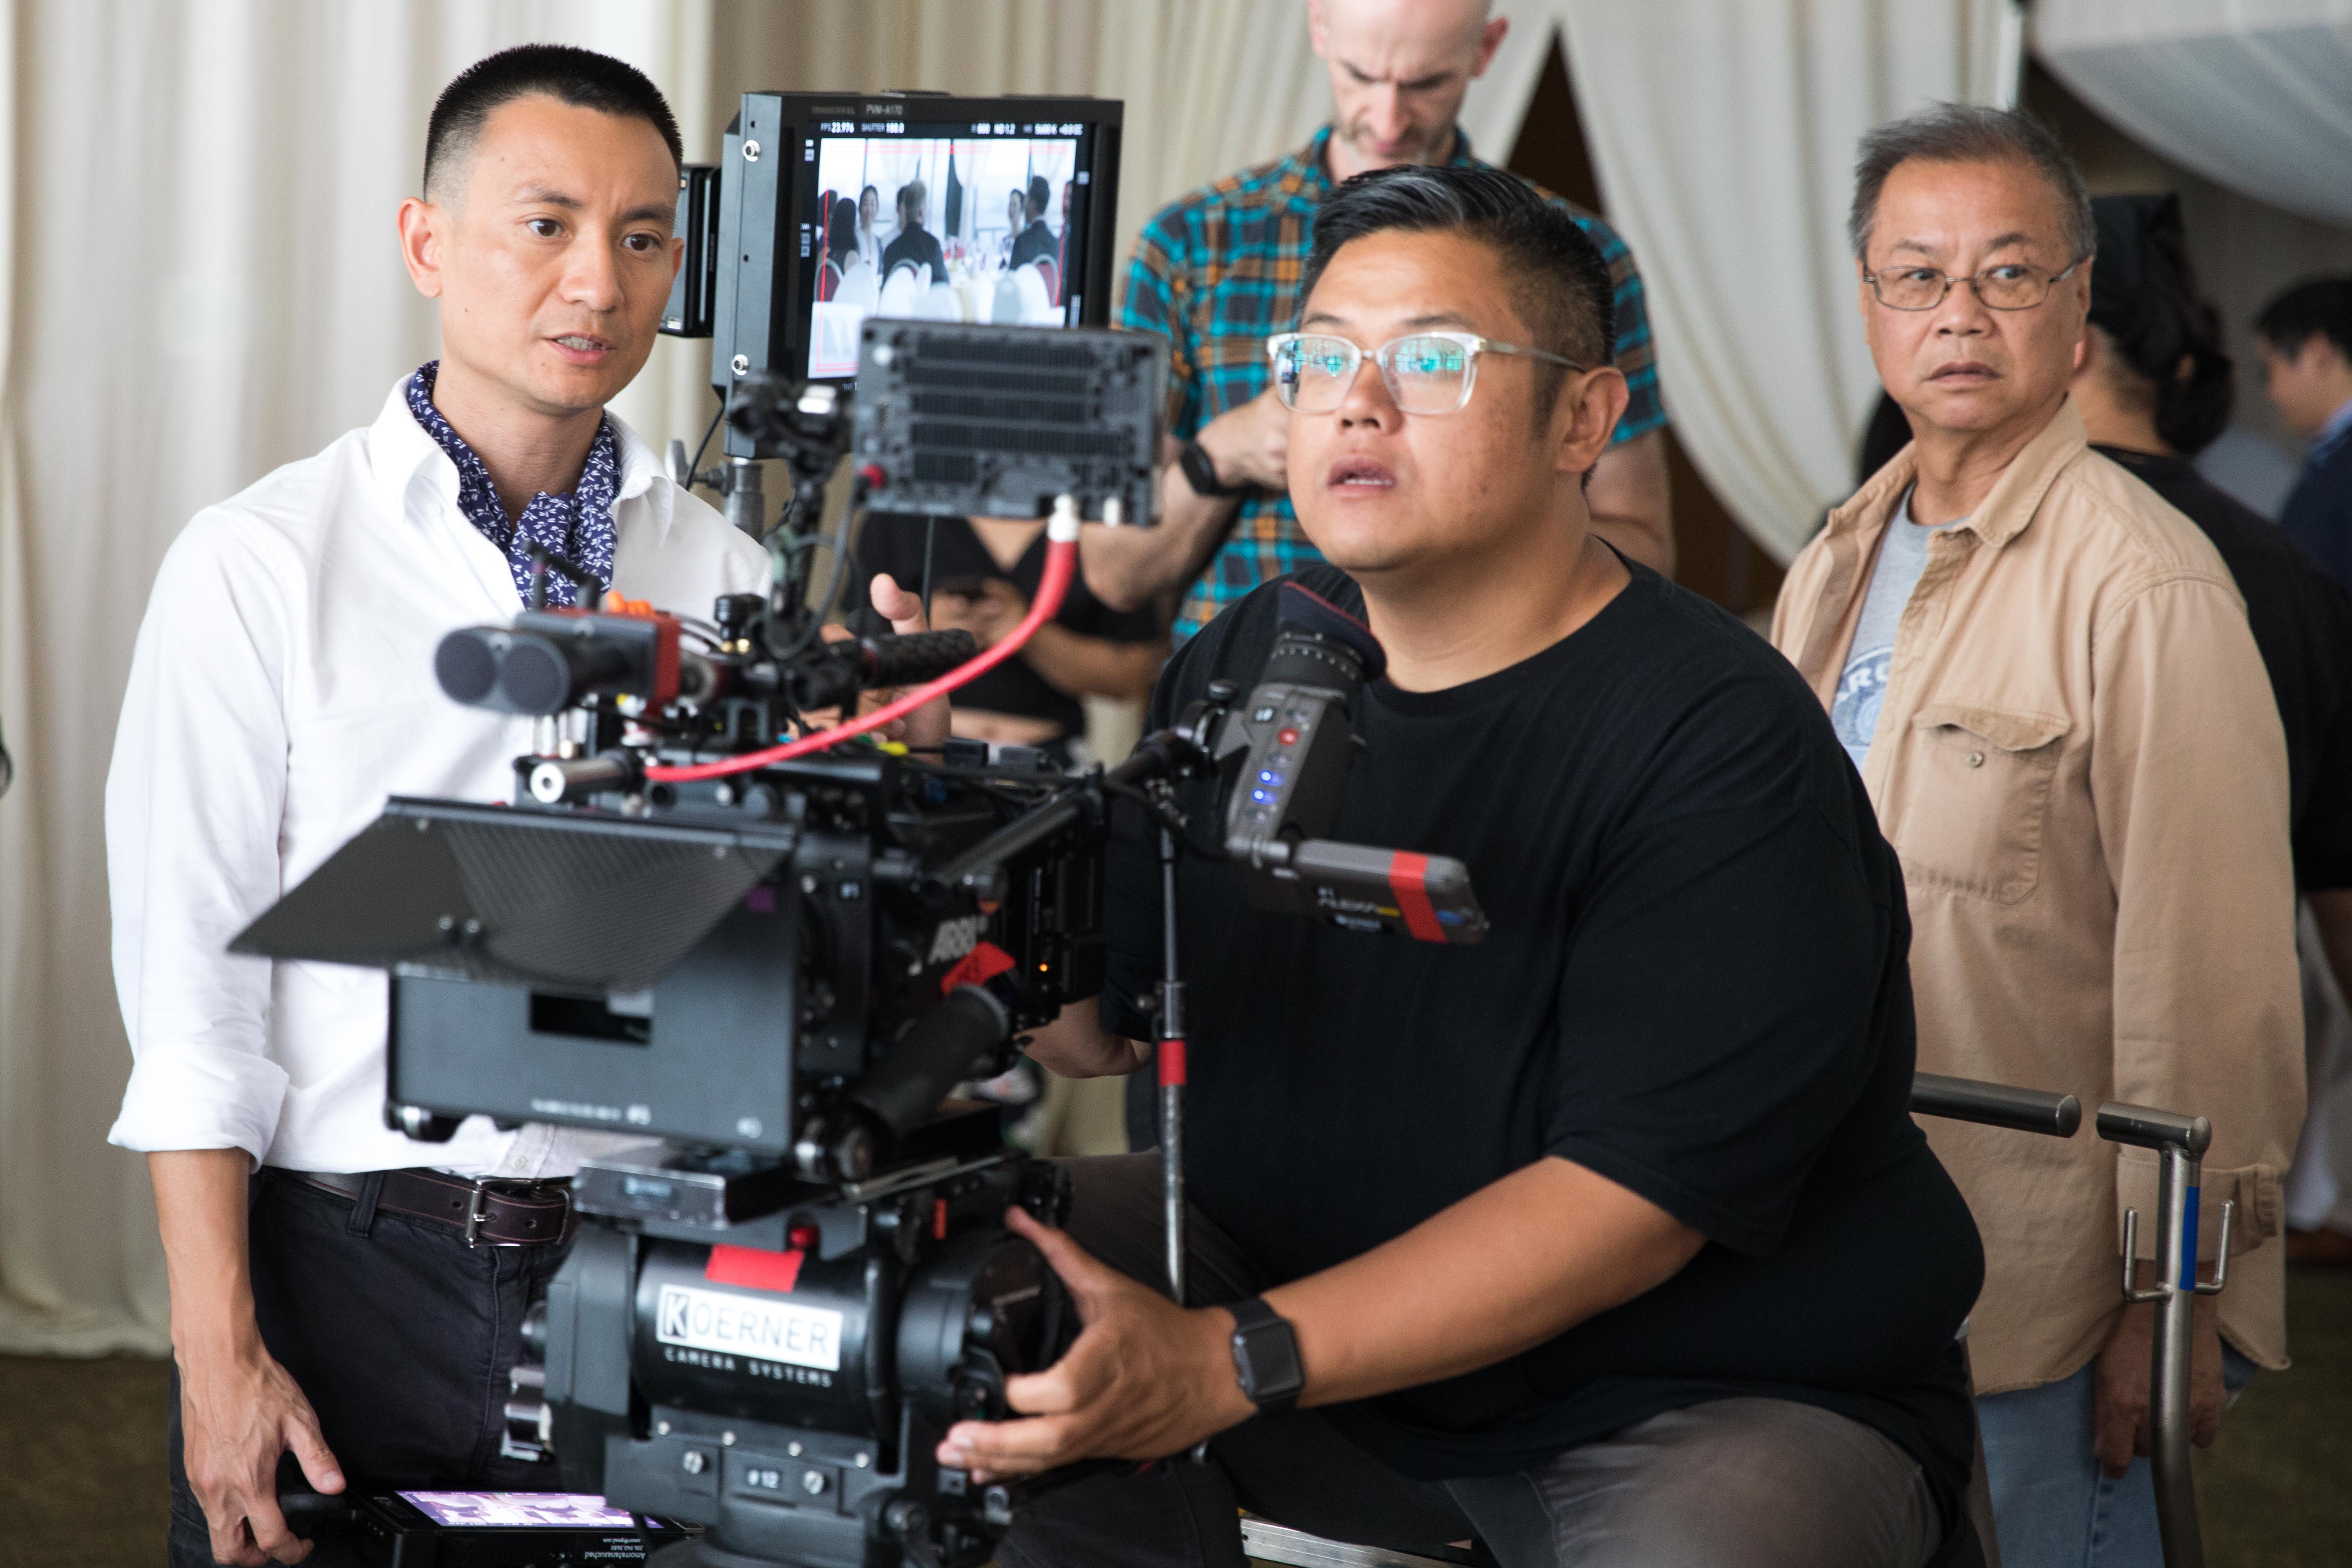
[1309,0,1507,181]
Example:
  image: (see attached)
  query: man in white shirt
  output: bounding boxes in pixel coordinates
[107,46,768,1567]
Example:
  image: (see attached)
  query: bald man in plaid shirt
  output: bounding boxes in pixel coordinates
[1082,0,1672,640]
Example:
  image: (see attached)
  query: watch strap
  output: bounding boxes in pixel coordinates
[1179,439,1247,498]
[1227,1296,1304,1414]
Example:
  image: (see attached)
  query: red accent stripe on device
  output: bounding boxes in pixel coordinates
[1388,852,1444,943]
[705,1243,804,1294]
[1158,1038,1187,1087]
[941,940,1017,996]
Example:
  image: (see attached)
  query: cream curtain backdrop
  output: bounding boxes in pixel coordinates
[2035,0,2352,231]
[0,0,1338,1357]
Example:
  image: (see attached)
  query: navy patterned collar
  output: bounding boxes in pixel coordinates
[405,360,619,608]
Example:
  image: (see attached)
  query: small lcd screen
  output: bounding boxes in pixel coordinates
[802,117,1095,378]
[397,1492,640,1529]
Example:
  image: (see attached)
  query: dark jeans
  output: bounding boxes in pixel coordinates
[167,1169,570,1566]
[1001,1154,1942,1568]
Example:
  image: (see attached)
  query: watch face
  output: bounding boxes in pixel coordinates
[1233,1313,1304,1404]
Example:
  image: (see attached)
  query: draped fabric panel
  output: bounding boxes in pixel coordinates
[0,0,1331,1356]
[1554,0,2017,563]
[2036,0,2352,230]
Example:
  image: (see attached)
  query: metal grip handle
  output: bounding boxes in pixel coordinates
[2095,1102,2213,1155]
[1912,1072,2082,1137]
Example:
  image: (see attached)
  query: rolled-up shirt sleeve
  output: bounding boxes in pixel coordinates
[106,511,297,1164]
[2092,575,2305,1259]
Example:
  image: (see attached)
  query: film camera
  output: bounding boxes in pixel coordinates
[240,316,1482,1568]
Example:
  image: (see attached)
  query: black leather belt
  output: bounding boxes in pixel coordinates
[290,1169,574,1247]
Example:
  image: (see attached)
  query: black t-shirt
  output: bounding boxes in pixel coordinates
[1101,563,1982,1515]
[2097,446,2352,891]
[847,513,1160,737]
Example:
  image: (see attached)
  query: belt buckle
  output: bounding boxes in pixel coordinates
[464,1177,561,1248]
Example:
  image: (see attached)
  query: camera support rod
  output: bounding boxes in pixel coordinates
[1156,815,1188,1307]
[2098,1101,2232,1568]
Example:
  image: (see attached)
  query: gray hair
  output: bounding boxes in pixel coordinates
[1849,103,2094,265]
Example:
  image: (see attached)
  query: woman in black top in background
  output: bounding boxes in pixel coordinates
[848,513,1163,764]
[2066,194,2352,1266]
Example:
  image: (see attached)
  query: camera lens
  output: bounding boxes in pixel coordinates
[435,628,503,706]
[497,636,574,715]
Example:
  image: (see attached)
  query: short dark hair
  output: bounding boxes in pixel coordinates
[1026,176,1051,220]
[897,181,927,224]
[1299,165,1614,421]
[424,44,682,200]
[2256,277,2352,364]
[1850,103,2092,265]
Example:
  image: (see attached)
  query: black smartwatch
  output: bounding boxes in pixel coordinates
[1178,439,1249,498]
[1226,1297,1304,1414]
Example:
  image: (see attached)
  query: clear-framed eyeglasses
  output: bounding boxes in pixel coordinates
[1862,258,2087,312]
[1266,330,1585,415]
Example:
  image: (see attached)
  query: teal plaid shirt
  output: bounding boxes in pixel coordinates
[1122,126,1666,640]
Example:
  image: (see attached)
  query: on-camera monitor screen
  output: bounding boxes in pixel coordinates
[397,1491,641,1529]
[803,117,1096,378]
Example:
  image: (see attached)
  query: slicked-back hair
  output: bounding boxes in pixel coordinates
[1849,103,2093,266]
[2256,277,2352,364]
[1300,164,1614,422]
[424,44,682,201]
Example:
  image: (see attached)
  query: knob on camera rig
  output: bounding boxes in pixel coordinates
[232,320,1486,1568]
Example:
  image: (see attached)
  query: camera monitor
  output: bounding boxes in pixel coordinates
[666,91,1124,457]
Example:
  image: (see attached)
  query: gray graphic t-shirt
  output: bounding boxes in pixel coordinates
[1831,490,1962,771]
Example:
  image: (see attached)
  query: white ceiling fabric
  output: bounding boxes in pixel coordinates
[2035,0,2352,228]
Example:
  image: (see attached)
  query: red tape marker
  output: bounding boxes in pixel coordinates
[1388,852,1444,943]
[1158,1037,1187,1087]
[705,1243,805,1294]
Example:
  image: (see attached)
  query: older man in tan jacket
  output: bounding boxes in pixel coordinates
[1771,106,2302,1568]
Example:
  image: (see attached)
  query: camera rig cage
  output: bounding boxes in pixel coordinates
[234,320,1485,1568]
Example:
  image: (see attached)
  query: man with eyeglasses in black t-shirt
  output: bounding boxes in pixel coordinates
[912,165,1984,1568]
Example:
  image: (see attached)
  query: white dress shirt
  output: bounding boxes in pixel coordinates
[107,379,767,1176]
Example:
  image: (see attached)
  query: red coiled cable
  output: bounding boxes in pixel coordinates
[643,534,1079,783]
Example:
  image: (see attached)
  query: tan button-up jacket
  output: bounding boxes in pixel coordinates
[1770,401,2303,1392]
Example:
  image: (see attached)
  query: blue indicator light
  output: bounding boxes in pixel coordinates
[1258,770,1285,786]
[1250,788,1272,802]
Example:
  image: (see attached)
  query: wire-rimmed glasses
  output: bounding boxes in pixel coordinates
[1862,259,2087,312]
[1266,330,1585,415]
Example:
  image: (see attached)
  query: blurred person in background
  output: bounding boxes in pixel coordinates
[856,181,886,271]
[823,193,860,284]
[1000,185,1026,264]
[1087,0,1673,648]
[883,179,945,283]
[846,513,1162,769]
[2071,198,2352,1268]
[1771,105,2303,1568]
[2258,277,2352,590]
[1011,173,1058,269]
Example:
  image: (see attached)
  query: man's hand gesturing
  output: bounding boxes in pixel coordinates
[934,1207,1258,1479]
[179,1344,345,1566]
